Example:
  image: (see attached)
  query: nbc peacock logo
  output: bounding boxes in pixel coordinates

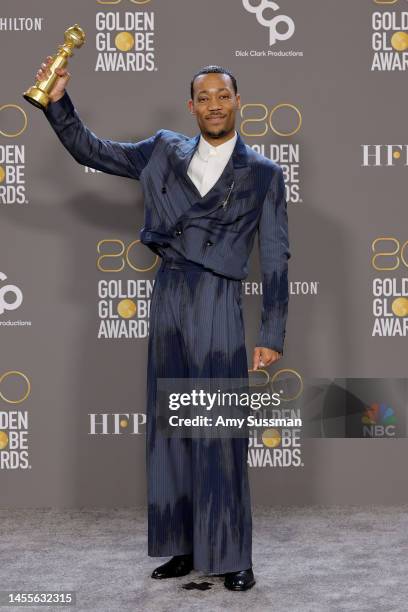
[361,402,396,437]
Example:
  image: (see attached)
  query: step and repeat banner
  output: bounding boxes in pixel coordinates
[1,0,408,507]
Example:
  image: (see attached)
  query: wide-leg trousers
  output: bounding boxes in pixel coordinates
[146,253,253,574]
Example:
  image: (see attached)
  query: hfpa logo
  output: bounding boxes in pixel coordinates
[361,145,408,166]
[88,413,146,434]
[361,403,396,437]
[242,0,295,46]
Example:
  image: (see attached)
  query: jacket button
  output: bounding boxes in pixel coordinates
[205,240,213,246]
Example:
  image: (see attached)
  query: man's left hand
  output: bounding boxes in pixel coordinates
[252,346,282,370]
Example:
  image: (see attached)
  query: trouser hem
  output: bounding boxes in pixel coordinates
[197,562,253,575]
[148,552,253,575]
[148,550,193,558]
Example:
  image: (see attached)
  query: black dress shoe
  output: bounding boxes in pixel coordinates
[151,554,193,579]
[224,568,256,591]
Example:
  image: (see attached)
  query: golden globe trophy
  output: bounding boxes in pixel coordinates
[23,24,85,110]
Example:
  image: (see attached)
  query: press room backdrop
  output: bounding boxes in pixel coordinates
[1,0,408,507]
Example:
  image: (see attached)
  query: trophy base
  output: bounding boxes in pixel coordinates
[22,86,49,110]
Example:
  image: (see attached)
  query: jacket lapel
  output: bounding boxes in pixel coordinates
[169,131,251,221]
[171,133,201,198]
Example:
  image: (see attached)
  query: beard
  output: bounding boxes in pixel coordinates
[202,126,230,140]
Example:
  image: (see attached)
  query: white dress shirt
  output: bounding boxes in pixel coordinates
[187,131,237,197]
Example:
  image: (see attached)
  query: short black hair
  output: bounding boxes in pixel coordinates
[190,65,238,100]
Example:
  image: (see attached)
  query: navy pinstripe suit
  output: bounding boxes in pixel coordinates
[43,92,291,573]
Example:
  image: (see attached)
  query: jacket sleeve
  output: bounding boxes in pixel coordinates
[256,165,291,354]
[42,91,160,179]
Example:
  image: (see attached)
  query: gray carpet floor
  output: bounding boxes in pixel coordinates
[1,505,407,612]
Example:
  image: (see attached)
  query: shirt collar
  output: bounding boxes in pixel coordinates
[197,130,238,162]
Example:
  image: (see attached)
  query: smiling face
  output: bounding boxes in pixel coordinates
[188,72,241,144]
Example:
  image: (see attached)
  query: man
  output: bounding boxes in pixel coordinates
[36,58,291,591]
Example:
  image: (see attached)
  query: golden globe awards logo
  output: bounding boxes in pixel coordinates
[240,102,302,203]
[95,0,156,72]
[0,371,31,470]
[0,104,28,205]
[96,239,157,339]
[371,237,408,338]
[248,369,303,469]
[371,1,408,71]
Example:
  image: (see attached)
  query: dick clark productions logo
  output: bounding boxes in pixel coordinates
[0,272,23,315]
[242,0,295,46]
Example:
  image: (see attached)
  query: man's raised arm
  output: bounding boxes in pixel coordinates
[37,56,159,179]
[43,91,160,179]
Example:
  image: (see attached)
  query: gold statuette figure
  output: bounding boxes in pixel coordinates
[23,24,85,110]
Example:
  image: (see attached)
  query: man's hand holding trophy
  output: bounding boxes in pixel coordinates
[23,24,85,110]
